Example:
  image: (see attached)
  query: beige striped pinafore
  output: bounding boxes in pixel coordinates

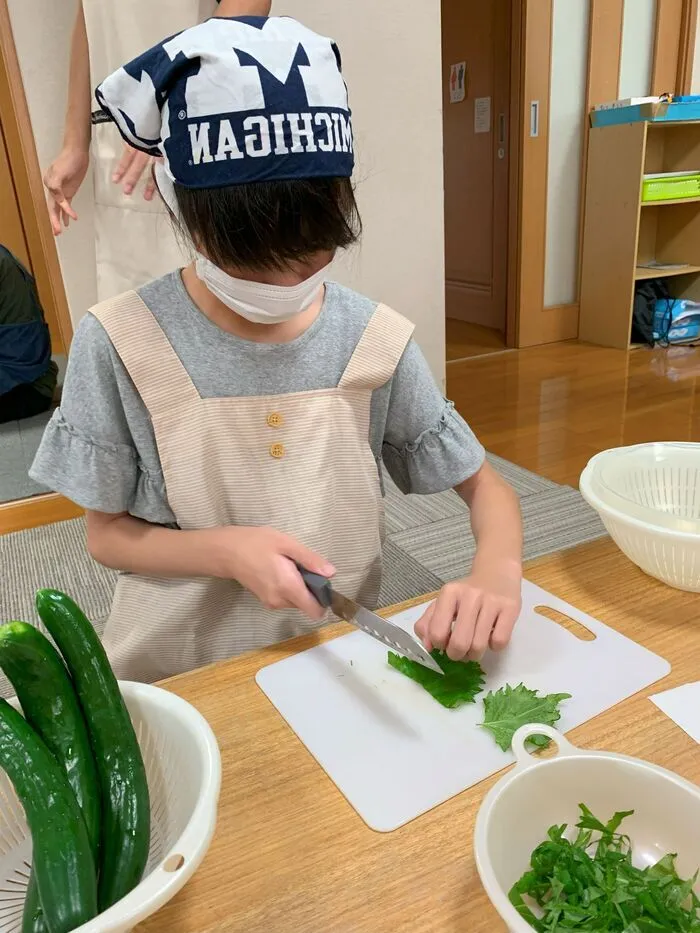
[91,290,415,682]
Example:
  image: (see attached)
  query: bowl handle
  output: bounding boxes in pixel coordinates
[511,724,580,769]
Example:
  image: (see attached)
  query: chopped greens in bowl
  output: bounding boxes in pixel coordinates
[509,805,700,932]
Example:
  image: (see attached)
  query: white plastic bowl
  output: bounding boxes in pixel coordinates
[0,681,221,933]
[475,724,700,933]
[580,442,700,591]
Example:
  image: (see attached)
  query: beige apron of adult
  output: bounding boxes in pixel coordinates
[82,0,217,300]
[91,290,415,682]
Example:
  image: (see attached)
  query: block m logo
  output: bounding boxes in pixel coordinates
[163,18,348,118]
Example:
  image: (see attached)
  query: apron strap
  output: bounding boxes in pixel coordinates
[338,303,415,391]
[90,290,200,416]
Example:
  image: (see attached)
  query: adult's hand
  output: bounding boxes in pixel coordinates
[111,143,157,199]
[43,147,90,235]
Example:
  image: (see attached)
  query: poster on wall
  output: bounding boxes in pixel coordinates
[474,96,491,134]
[449,62,466,104]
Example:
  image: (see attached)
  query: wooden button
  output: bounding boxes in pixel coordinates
[269,443,286,459]
[267,412,284,428]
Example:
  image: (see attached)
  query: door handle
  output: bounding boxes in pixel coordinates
[498,113,507,147]
[498,113,507,159]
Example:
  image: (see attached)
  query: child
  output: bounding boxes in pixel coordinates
[31,15,523,682]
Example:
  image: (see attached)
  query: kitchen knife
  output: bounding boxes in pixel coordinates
[298,566,444,675]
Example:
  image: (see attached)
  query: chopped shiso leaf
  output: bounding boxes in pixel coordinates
[509,805,700,931]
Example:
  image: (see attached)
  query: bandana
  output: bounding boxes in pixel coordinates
[95,16,354,189]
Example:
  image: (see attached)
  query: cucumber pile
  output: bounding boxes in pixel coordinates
[0,590,150,933]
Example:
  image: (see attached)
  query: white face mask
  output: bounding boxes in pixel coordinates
[194,255,331,325]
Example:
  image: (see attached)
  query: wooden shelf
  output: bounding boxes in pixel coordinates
[635,264,700,280]
[641,196,700,206]
[581,120,700,349]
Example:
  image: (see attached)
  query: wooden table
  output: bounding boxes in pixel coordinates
[143,539,700,933]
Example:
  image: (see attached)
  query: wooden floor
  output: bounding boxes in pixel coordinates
[446,318,507,361]
[448,341,700,487]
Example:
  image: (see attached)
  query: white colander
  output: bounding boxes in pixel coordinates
[0,681,221,933]
[475,725,700,933]
[580,442,700,591]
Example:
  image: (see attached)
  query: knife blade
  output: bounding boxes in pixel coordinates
[297,566,444,675]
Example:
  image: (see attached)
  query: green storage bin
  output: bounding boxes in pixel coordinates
[642,173,700,202]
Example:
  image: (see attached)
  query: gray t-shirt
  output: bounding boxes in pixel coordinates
[30,273,485,524]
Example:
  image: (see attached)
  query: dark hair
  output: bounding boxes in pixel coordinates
[172,176,361,272]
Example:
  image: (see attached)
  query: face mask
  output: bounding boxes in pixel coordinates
[194,254,331,325]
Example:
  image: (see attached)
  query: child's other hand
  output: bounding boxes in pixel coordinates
[414,560,522,661]
[218,526,335,621]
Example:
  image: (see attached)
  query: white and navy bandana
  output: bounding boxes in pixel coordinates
[95,16,354,189]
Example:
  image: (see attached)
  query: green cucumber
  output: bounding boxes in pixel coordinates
[0,621,101,933]
[21,894,44,933]
[0,699,97,933]
[35,590,150,911]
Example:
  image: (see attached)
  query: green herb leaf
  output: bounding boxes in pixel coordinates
[479,683,571,751]
[386,650,485,708]
[577,804,635,838]
[508,805,700,931]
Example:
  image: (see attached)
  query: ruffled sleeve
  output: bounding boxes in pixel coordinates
[28,313,176,525]
[30,411,174,524]
[383,400,485,495]
[381,339,486,495]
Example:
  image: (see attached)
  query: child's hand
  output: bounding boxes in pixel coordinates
[219,526,335,621]
[414,560,522,661]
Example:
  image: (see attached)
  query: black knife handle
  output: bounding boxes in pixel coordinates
[296,564,333,609]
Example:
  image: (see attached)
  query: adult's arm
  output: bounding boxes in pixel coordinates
[43,1,91,234]
[216,0,272,15]
[61,1,92,155]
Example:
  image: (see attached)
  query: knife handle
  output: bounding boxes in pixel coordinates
[296,564,333,609]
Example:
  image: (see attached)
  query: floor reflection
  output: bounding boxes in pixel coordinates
[447,342,700,487]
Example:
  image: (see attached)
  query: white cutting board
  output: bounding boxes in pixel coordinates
[256,580,671,832]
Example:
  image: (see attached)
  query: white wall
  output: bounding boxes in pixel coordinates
[692,9,700,93]
[544,0,590,308]
[543,0,660,311]
[7,0,99,328]
[619,0,657,99]
[8,1,446,382]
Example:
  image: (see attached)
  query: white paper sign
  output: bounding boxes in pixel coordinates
[650,681,700,744]
[475,96,492,133]
[449,62,466,104]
